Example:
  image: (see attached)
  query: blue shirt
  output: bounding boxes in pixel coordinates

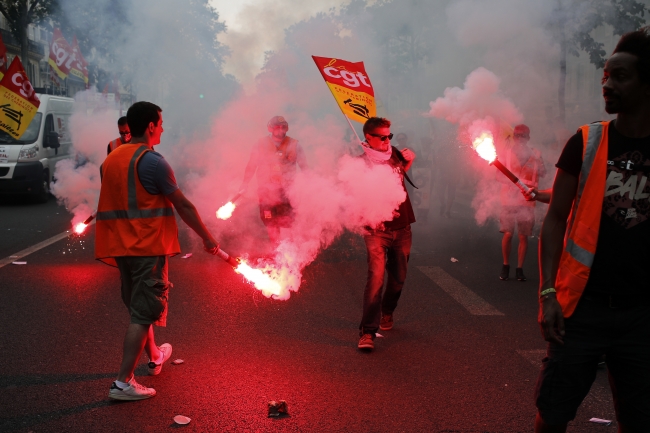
[137,150,179,196]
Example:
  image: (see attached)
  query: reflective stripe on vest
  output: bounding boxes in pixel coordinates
[555,121,609,318]
[95,144,180,266]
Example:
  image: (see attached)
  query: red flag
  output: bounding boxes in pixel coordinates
[70,36,88,84]
[0,56,41,138]
[48,28,74,79]
[0,33,8,79]
[312,56,376,124]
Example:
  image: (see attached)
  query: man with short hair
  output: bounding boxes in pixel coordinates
[240,116,308,246]
[107,116,131,155]
[535,28,650,432]
[358,117,416,351]
[96,101,220,401]
[498,124,546,282]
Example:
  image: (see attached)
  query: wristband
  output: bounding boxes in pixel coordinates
[539,288,556,297]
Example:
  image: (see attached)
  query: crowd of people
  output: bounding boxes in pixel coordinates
[95,26,650,433]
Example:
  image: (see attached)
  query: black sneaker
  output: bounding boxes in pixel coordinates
[500,264,510,281]
[516,268,527,282]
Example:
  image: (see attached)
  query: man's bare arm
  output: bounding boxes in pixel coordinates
[166,189,218,252]
[538,169,578,344]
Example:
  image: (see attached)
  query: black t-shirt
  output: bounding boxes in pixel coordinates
[556,121,650,296]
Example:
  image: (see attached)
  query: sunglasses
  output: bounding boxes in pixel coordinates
[514,133,529,138]
[369,133,393,141]
[119,132,131,136]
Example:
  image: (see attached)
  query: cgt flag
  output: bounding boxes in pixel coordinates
[312,56,376,124]
[0,56,40,139]
[0,33,7,80]
[48,28,74,80]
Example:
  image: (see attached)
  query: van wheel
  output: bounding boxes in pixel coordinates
[34,170,50,203]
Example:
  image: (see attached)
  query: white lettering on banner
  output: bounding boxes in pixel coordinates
[356,72,371,87]
[323,67,340,79]
[340,70,359,87]
[52,41,69,66]
[322,66,372,89]
[11,73,35,99]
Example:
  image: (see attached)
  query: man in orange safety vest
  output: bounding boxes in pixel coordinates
[534,28,650,432]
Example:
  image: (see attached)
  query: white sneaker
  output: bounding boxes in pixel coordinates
[148,343,173,376]
[108,378,156,401]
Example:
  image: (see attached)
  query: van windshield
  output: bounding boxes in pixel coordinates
[0,113,42,144]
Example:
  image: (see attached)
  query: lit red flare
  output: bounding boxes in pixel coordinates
[216,202,236,220]
[73,211,97,235]
[472,131,535,199]
[212,247,282,296]
[472,132,497,163]
[234,260,282,297]
[216,193,243,220]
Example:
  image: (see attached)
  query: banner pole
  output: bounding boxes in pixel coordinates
[325,86,363,145]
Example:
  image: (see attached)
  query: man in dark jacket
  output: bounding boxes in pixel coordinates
[358,117,416,351]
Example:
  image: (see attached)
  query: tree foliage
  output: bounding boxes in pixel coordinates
[0,0,58,64]
[551,0,648,68]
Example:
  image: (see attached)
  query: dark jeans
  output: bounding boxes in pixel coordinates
[359,225,412,336]
[534,295,650,428]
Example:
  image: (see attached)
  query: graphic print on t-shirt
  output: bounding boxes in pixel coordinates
[603,150,650,229]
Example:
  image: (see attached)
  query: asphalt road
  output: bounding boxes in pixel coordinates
[0,192,618,432]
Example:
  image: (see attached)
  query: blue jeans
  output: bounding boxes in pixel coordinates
[359,225,412,336]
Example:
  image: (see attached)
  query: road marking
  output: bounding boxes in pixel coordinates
[516,349,546,366]
[0,230,72,268]
[417,266,504,316]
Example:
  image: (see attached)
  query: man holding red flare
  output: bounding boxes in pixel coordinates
[96,101,220,401]
[498,124,546,282]
[239,116,308,247]
[534,28,650,432]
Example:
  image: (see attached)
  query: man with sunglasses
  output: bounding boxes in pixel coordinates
[240,116,308,247]
[357,117,416,351]
[498,124,546,282]
[107,116,131,155]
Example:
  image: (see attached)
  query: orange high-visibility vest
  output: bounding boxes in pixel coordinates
[555,121,610,317]
[95,144,180,267]
[108,137,123,153]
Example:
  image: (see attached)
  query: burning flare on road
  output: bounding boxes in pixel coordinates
[212,248,282,297]
[234,260,282,297]
[216,201,236,220]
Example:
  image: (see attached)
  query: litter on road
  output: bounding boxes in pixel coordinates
[11,261,27,265]
[589,418,612,426]
[451,257,459,262]
[172,359,184,365]
[268,400,288,417]
[181,253,193,259]
[173,415,191,425]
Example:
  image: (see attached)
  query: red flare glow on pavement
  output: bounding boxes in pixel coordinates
[235,260,282,297]
[216,201,236,220]
[472,132,497,163]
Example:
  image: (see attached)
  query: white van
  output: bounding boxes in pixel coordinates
[0,94,74,202]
